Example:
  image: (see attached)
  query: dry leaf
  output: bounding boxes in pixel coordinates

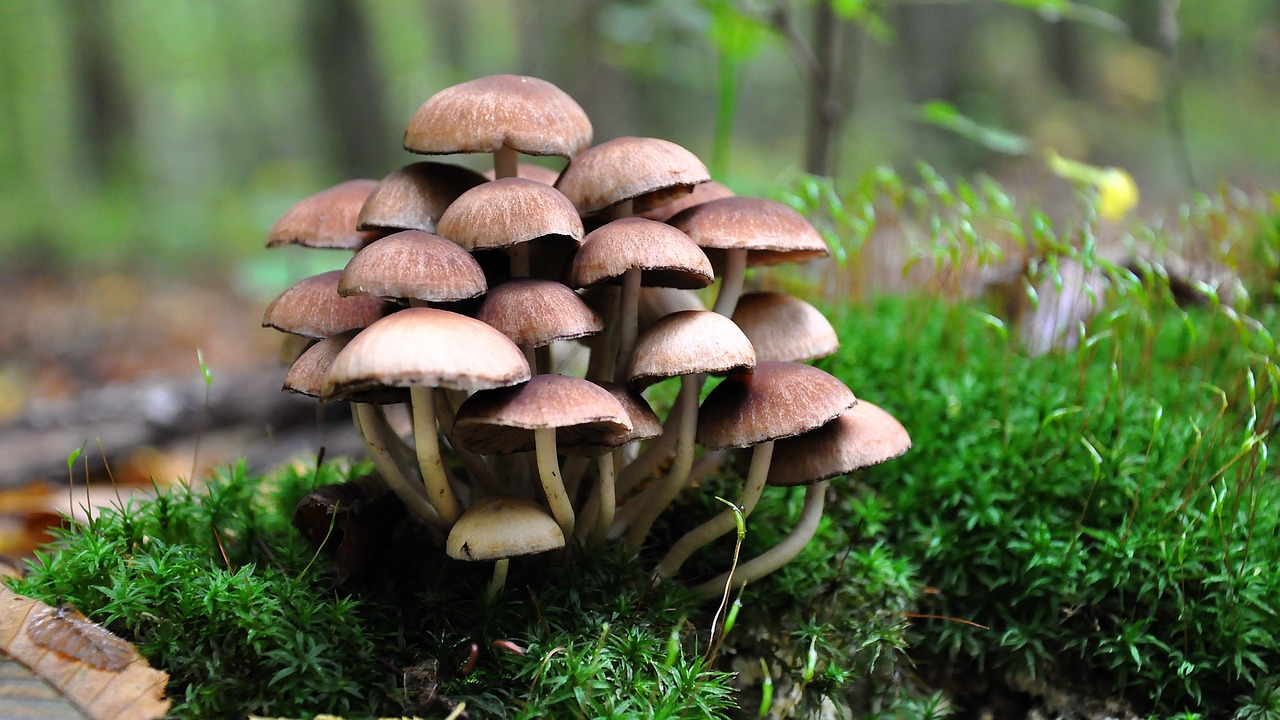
[0,586,169,720]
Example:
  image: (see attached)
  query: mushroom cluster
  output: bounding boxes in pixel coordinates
[263,74,911,596]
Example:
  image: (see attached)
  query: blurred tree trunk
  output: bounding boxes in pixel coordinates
[803,0,845,177]
[1046,21,1084,94]
[304,0,391,177]
[69,0,134,185]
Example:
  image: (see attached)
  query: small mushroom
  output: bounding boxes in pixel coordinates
[447,495,565,596]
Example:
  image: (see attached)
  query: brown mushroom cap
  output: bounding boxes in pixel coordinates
[404,74,592,159]
[356,162,487,232]
[627,310,756,388]
[766,402,911,486]
[283,335,407,404]
[697,361,857,450]
[567,217,713,290]
[476,279,602,347]
[262,270,389,339]
[452,374,632,455]
[267,179,384,250]
[322,307,530,398]
[669,196,829,266]
[446,495,566,561]
[338,230,487,304]
[731,291,839,363]
[554,137,711,216]
[637,180,736,222]
[560,381,663,455]
[436,177,584,252]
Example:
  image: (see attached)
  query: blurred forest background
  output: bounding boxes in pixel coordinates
[1,0,1279,454]
[2,0,1279,277]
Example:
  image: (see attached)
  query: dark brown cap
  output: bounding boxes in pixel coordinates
[452,374,632,455]
[404,75,592,159]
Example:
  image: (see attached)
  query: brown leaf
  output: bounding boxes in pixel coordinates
[0,586,169,720]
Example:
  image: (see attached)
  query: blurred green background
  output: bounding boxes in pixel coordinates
[1,0,1277,277]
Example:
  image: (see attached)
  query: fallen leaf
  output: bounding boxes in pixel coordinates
[0,586,169,720]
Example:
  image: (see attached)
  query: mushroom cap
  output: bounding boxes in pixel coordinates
[476,279,602,348]
[627,310,755,388]
[436,177,584,252]
[338,230,487,304]
[669,196,829,266]
[322,307,530,398]
[554,137,710,216]
[452,374,632,455]
[356,161,488,232]
[697,361,857,450]
[283,335,407,405]
[731,291,839,363]
[560,381,663,456]
[446,495,566,561]
[567,217,713,290]
[404,74,592,159]
[263,270,389,339]
[766,402,912,486]
[637,180,736,222]
[267,179,383,250]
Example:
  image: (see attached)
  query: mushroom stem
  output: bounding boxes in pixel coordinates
[613,268,642,384]
[493,145,518,179]
[535,344,554,375]
[410,387,463,525]
[711,248,747,317]
[617,396,684,495]
[434,389,499,497]
[653,441,773,581]
[623,374,699,549]
[687,448,730,487]
[354,402,447,529]
[590,450,617,545]
[534,427,575,537]
[691,480,829,598]
[488,558,510,598]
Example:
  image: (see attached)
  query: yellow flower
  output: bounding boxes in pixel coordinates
[1045,149,1140,221]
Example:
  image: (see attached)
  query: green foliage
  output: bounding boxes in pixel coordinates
[819,289,1278,717]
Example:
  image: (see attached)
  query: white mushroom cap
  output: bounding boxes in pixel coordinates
[446,496,566,561]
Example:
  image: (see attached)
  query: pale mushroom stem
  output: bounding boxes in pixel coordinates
[433,389,499,497]
[410,387,463,525]
[616,396,685,495]
[711,248,747,317]
[493,145,518,179]
[590,450,617,545]
[488,558,510,598]
[534,344,553,375]
[353,403,447,529]
[687,448,730,487]
[691,480,829,598]
[613,268,642,384]
[623,374,699,549]
[535,427,576,537]
[653,441,773,581]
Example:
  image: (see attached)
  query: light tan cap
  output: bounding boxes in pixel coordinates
[267,179,383,250]
[446,495,566,561]
[697,361,857,450]
[453,374,632,455]
[567,217,713,290]
[356,162,487,232]
[554,137,710,216]
[627,310,755,388]
[338,230,487,304]
[262,270,389,339]
[670,196,828,266]
[477,279,602,348]
[436,177,583,252]
[731,291,838,363]
[404,74,592,159]
[766,402,911,486]
[322,307,530,398]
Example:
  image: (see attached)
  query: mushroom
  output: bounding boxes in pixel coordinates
[638,180,736,222]
[620,310,756,550]
[476,279,603,374]
[690,401,911,596]
[266,179,384,250]
[337,230,487,306]
[670,196,828,317]
[322,307,531,526]
[447,495,565,596]
[404,74,592,180]
[731,291,839,363]
[554,136,710,217]
[356,161,487,233]
[653,361,857,581]
[452,374,632,538]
